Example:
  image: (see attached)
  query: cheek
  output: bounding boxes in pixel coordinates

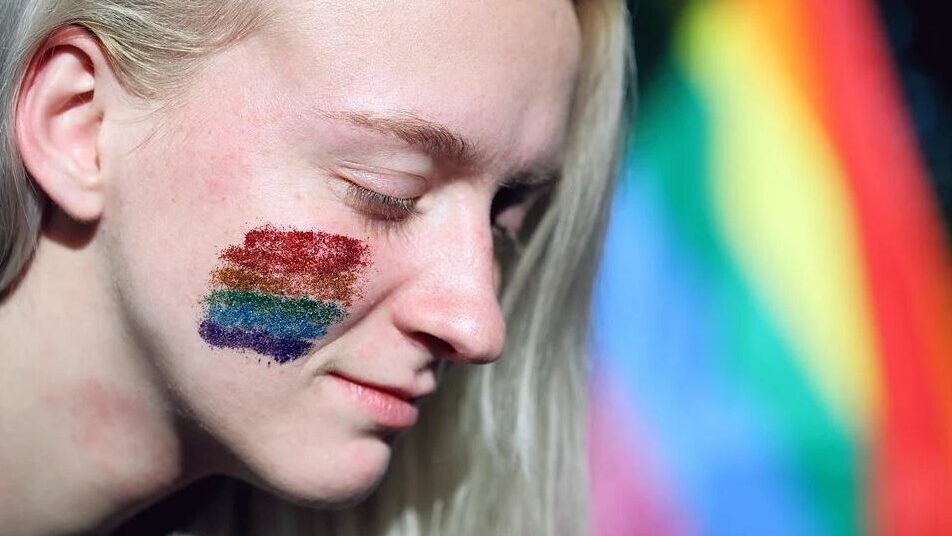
[197,225,372,364]
[105,108,255,273]
[104,102,372,366]
[104,104,311,341]
[103,131,253,347]
[106,70,275,228]
[151,131,253,212]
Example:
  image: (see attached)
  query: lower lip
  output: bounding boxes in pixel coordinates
[328,374,419,429]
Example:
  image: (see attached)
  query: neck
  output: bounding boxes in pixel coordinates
[0,216,201,535]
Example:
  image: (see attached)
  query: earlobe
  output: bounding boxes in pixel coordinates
[15,26,108,222]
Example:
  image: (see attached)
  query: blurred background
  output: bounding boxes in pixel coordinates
[589,0,952,534]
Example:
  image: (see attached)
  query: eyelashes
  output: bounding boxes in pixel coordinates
[343,182,421,222]
[342,179,548,248]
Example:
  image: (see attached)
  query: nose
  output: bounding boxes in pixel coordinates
[390,202,507,365]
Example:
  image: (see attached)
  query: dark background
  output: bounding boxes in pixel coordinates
[627,0,952,237]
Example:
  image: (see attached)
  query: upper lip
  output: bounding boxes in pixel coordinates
[328,372,434,402]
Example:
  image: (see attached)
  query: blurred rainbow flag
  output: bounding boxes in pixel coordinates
[589,0,952,534]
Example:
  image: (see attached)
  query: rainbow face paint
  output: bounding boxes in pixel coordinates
[198,225,370,363]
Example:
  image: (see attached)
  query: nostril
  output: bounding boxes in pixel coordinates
[410,332,455,361]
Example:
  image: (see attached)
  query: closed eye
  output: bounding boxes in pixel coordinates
[343,182,420,222]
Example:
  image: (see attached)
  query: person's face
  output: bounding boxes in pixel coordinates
[101,0,580,504]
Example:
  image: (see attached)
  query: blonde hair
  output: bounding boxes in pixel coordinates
[0,0,632,534]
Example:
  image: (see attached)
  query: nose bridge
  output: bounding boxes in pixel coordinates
[398,199,506,364]
[434,199,496,292]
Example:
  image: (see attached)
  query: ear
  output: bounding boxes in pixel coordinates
[15,26,112,222]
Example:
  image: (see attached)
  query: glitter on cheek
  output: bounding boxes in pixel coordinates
[210,266,359,305]
[197,225,371,363]
[198,320,313,363]
[206,297,342,339]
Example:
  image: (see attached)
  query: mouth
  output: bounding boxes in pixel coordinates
[327,372,424,429]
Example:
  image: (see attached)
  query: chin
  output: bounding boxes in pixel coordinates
[247,434,395,509]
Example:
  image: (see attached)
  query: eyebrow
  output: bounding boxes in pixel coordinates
[320,110,480,167]
[319,109,561,187]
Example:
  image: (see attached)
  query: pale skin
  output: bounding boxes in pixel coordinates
[0,1,581,534]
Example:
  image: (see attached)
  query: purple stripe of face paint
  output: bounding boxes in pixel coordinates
[199,320,311,363]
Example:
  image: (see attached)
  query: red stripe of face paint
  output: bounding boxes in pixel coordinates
[221,225,370,277]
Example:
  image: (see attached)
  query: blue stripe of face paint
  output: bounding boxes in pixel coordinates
[206,300,333,340]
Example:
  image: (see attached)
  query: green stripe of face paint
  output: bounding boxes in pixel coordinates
[204,289,345,323]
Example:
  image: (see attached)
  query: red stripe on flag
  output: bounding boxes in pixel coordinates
[803,0,952,532]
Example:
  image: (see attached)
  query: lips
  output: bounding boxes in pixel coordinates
[328,372,428,429]
[327,372,430,403]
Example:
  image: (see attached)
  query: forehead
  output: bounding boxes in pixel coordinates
[249,0,582,169]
